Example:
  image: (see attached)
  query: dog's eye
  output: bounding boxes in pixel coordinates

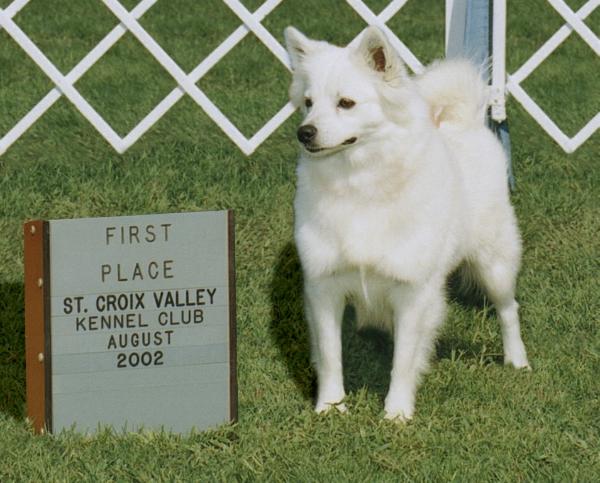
[304,98,313,108]
[338,98,356,109]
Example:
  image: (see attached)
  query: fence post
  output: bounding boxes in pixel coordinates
[445,0,515,189]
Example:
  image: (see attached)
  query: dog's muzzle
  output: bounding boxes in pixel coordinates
[297,125,357,153]
[297,124,317,145]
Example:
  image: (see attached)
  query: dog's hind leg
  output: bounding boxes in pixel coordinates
[304,279,347,413]
[472,255,530,369]
[470,216,530,368]
[384,282,445,421]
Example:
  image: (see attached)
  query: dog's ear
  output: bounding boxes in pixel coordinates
[284,26,318,70]
[354,26,406,81]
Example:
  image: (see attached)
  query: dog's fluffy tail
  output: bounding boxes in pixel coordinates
[416,59,489,129]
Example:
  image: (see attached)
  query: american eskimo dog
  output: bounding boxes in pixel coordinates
[284,26,530,421]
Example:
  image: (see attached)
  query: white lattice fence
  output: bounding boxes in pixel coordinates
[0,0,597,156]
[0,0,427,156]
[503,0,599,153]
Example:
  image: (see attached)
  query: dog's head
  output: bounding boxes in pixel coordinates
[284,26,408,157]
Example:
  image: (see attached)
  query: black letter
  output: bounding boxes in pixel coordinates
[106,226,115,245]
[101,264,111,283]
[161,223,172,242]
[63,297,73,315]
[75,317,86,331]
[163,260,174,279]
[145,225,156,243]
[107,335,117,350]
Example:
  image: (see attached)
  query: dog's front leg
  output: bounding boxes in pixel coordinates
[304,279,347,413]
[385,282,445,421]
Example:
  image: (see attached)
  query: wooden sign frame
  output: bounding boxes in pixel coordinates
[24,211,237,434]
[24,220,51,433]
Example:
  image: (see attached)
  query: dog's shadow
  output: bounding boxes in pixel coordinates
[269,242,494,405]
[269,243,394,402]
[269,243,315,401]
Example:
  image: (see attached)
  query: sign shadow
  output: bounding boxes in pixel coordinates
[0,282,26,419]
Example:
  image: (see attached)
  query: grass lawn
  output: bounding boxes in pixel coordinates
[1,0,599,480]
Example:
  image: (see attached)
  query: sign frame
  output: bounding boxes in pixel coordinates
[24,211,237,434]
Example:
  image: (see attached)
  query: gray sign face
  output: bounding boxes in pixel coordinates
[48,211,235,434]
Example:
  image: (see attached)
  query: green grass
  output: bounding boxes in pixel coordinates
[1,0,599,480]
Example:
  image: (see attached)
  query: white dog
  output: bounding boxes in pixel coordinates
[284,26,530,421]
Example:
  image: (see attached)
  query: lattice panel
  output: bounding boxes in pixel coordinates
[1,0,596,156]
[506,0,599,153]
[0,0,426,156]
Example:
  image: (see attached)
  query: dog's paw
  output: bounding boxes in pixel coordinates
[504,341,530,370]
[383,407,412,423]
[506,359,532,371]
[384,392,414,423]
[315,401,348,414]
[504,349,531,370]
[315,385,347,414]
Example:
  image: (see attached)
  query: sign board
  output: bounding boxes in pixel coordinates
[24,211,236,434]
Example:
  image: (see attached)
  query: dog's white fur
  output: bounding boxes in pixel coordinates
[285,26,530,421]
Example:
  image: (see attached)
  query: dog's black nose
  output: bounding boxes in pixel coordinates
[297,125,317,145]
